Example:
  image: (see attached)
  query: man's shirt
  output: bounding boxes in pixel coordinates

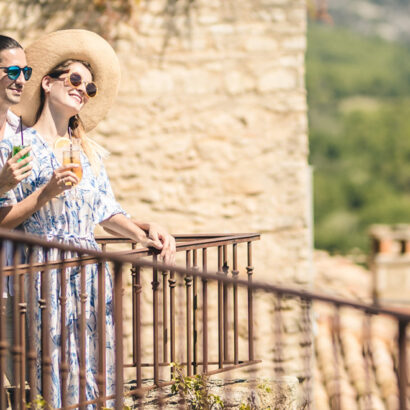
[1,110,21,296]
[4,109,20,139]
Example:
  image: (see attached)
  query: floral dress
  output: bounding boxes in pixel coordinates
[0,128,126,408]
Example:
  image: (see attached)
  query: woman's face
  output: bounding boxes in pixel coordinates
[44,61,93,117]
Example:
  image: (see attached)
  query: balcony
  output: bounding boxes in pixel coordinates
[0,228,408,409]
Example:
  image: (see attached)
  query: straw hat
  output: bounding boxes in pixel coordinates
[13,29,121,132]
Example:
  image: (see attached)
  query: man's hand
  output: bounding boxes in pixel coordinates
[0,147,33,195]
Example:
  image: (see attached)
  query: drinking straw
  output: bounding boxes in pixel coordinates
[19,116,23,145]
[68,126,73,162]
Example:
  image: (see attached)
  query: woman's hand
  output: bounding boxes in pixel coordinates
[42,164,79,199]
[0,147,33,195]
[100,215,176,265]
[145,222,176,265]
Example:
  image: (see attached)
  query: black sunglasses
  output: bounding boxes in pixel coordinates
[0,65,32,81]
[67,72,97,98]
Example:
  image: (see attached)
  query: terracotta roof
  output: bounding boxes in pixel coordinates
[312,251,403,409]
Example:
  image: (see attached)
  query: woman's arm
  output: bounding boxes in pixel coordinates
[103,219,176,264]
[0,164,79,229]
[100,213,162,248]
[100,214,176,264]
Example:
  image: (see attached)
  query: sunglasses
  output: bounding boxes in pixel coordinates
[0,65,32,81]
[66,72,97,98]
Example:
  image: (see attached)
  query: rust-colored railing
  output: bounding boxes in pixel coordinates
[0,228,408,409]
[0,229,262,409]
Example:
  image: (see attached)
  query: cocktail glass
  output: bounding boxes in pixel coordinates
[62,140,82,200]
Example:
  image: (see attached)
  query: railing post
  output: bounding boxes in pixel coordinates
[97,250,107,408]
[217,246,224,368]
[202,248,208,374]
[18,252,27,410]
[11,244,22,408]
[331,305,341,410]
[113,261,124,410]
[169,270,176,378]
[60,252,69,408]
[300,298,313,409]
[363,313,373,410]
[223,245,229,363]
[131,264,142,389]
[247,242,254,361]
[152,255,160,385]
[0,241,5,410]
[274,294,284,376]
[232,244,239,365]
[79,258,88,409]
[41,250,52,407]
[192,249,198,374]
[162,268,169,366]
[398,320,408,410]
[185,251,192,377]
[27,247,37,405]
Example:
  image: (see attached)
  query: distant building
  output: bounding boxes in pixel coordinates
[370,224,410,307]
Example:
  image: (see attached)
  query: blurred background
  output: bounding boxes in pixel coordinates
[308,0,410,256]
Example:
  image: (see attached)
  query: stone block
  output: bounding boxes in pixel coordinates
[257,68,298,92]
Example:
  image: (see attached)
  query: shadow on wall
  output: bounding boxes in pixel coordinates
[0,0,135,40]
[0,0,197,45]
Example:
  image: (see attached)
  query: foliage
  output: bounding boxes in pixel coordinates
[25,394,131,409]
[170,362,224,409]
[26,395,47,409]
[307,22,410,254]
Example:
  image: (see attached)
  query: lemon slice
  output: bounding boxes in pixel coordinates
[54,137,71,150]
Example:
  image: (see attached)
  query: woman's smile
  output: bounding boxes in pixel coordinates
[68,91,83,105]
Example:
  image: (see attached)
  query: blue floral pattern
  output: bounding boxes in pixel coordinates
[0,128,126,408]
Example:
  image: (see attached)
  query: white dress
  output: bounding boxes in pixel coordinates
[0,127,126,408]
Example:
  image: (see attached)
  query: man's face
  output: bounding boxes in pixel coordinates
[0,47,28,108]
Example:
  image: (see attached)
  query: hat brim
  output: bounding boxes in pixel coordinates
[13,29,120,132]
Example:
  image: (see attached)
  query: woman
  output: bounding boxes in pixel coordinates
[0,30,175,407]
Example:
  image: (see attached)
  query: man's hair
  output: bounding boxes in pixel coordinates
[0,35,23,61]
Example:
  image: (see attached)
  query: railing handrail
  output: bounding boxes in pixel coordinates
[1,227,409,323]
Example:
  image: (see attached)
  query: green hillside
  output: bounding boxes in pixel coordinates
[307,23,410,253]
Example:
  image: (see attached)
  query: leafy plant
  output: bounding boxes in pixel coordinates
[170,362,224,409]
[26,395,48,409]
[25,395,131,410]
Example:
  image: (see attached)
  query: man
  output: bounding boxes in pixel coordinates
[0,35,33,395]
[0,35,33,196]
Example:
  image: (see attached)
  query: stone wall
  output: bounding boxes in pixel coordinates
[1,0,312,403]
[102,0,312,286]
[1,0,311,285]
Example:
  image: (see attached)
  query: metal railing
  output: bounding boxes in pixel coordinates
[0,228,408,409]
[0,229,262,409]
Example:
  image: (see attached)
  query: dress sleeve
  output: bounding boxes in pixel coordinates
[0,140,17,206]
[95,161,128,224]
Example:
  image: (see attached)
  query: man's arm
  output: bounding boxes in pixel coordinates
[0,147,32,196]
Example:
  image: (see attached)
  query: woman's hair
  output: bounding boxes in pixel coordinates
[37,59,108,174]
[0,35,23,58]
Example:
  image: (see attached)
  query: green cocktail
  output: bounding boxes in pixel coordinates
[12,145,29,162]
